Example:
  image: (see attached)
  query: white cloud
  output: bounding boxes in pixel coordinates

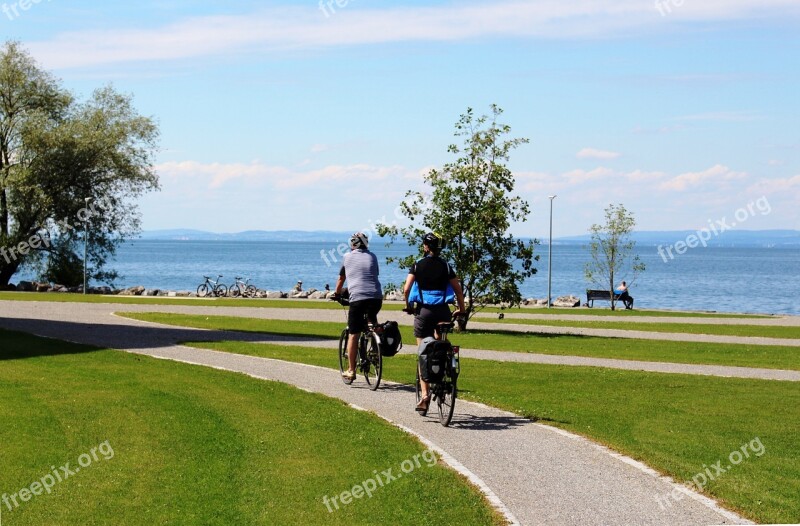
[577,148,621,160]
[659,164,748,191]
[156,160,413,190]
[747,174,800,195]
[28,1,800,69]
[563,167,615,184]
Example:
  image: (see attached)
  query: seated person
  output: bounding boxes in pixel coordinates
[615,281,634,310]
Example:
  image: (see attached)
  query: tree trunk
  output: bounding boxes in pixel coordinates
[0,259,21,287]
[0,187,7,237]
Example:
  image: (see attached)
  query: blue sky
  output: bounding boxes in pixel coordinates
[3,0,798,237]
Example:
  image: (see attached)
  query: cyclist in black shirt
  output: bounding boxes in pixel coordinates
[403,232,465,412]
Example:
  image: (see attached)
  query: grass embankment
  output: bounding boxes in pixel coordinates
[0,291,772,318]
[481,318,800,339]
[183,339,800,524]
[120,312,800,371]
[0,329,502,525]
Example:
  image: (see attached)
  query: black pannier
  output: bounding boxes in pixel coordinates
[379,321,402,357]
[418,338,451,383]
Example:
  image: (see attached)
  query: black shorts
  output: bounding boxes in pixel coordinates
[348,298,382,334]
[414,304,451,339]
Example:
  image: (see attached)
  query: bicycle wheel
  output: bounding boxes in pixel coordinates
[338,329,353,385]
[415,368,429,417]
[214,284,228,297]
[362,333,382,390]
[197,284,209,297]
[230,285,241,297]
[436,374,457,427]
[245,285,258,298]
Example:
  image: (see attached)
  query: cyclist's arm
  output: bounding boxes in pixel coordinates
[449,277,467,314]
[402,273,415,306]
[334,266,346,296]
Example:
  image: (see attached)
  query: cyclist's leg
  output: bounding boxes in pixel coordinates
[346,300,369,375]
[414,307,437,403]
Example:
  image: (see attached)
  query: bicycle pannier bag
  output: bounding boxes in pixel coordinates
[379,321,403,357]
[418,339,451,383]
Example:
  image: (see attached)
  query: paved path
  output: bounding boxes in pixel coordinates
[0,300,759,525]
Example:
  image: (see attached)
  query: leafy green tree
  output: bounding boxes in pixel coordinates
[584,203,645,310]
[377,105,538,327]
[0,42,159,287]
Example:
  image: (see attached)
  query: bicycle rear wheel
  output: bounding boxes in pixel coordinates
[229,285,241,297]
[362,333,382,391]
[436,374,457,427]
[214,284,228,297]
[338,329,353,385]
[245,285,258,298]
[197,284,209,297]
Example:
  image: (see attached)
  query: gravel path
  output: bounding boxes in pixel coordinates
[0,300,753,526]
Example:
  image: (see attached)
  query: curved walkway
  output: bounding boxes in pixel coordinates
[0,300,752,526]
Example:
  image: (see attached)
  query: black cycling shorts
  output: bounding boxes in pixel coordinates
[348,298,382,334]
[413,304,451,339]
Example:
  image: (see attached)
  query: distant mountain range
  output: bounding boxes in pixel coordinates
[139,229,800,247]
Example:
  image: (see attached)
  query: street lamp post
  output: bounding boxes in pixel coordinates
[83,197,92,295]
[547,195,557,308]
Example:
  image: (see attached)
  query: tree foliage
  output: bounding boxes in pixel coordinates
[377,105,538,325]
[0,41,159,287]
[584,203,645,310]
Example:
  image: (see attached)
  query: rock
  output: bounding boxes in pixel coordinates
[175,291,192,297]
[325,291,337,299]
[168,291,177,297]
[553,295,580,308]
[308,291,327,299]
[120,285,145,296]
[384,291,401,301]
[17,281,34,292]
[265,291,283,299]
[36,283,51,293]
[144,289,160,297]
[95,286,113,295]
[4,283,16,291]
[292,291,311,299]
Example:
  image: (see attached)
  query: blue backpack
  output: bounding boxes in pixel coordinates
[408,281,455,306]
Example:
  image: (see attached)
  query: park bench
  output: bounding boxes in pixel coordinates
[586,289,633,308]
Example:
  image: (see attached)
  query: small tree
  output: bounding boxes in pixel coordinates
[584,204,645,310]
[377,105,538,328]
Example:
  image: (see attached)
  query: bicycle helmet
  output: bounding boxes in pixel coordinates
[422,232,445,251]
[349,232,369,250]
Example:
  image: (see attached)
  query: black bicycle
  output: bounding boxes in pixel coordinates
[332,294,383,391]
[415,312,462,427]
[197,275,227,298]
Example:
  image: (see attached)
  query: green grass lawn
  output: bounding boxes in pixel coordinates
[0,291,772,318]
[0,329,502,526]
[185,339,800,525]
[480,318,800,339]
[119,312,800,371]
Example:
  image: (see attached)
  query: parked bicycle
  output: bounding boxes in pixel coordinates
[197,275,227,298]
[331,292,383,391]
[414,311,463,427]
[229,276,257,298]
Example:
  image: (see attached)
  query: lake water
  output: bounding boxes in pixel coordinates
[16,240,800,315]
